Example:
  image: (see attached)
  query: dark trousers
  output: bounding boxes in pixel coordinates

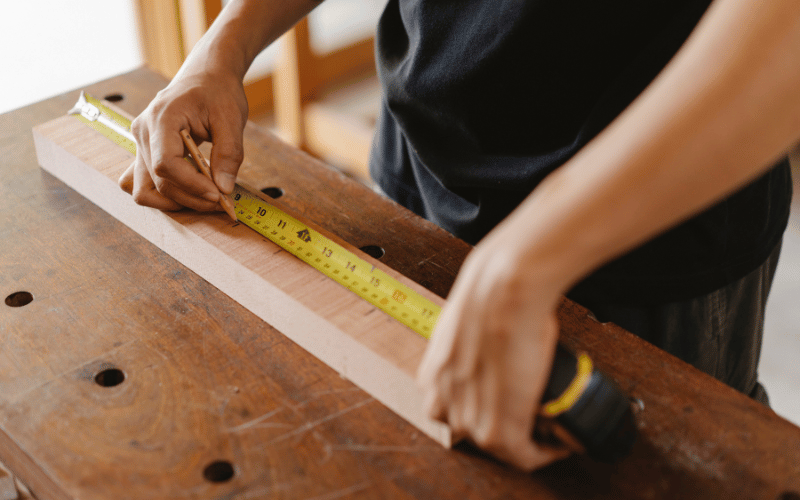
[579,242,782,405]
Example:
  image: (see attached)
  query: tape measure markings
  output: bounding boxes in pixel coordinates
[232,186,440,337]
[70,93,441,339]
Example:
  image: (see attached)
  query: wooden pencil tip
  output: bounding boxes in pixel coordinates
[222,197,238,222]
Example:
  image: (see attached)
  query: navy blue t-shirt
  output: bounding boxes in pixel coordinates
[369,0,792,305]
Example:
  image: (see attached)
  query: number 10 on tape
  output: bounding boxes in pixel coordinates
[231,186,441,339]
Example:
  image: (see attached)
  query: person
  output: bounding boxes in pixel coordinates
[120,0,799,470]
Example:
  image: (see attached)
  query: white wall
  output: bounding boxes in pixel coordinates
[0,1,143,114]
[0,0,387,111]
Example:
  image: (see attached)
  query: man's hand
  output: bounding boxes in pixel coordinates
[119,71,248,212]
[417,224,573,470]
[118,0,324,211]
[421,0,800,471]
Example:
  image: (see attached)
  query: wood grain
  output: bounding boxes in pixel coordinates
[33,112,450,448]
[0,68,797,499]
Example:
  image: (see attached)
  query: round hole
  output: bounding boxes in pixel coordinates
[779,492,800,500]
[104,93,124,102]
[360,245,385,259]
[203,460,235,482]
[95,368,125,387]
[5,291,33,307]
[261,187,284,198]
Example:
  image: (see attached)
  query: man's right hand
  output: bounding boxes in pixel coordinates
[118,0,324,211]
[119,69,248,213]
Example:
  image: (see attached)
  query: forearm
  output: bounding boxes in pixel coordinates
[124,0,324,210]
[174,0,322,82]
[506,0,800,294]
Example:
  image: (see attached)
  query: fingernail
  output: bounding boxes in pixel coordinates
[203,191,220,202]
[216,172,236,194]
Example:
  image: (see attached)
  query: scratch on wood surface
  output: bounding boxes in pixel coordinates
[201,327,208,363]
[416,255,446,271]
[10,337,140,403]
[41,283,88,302]
[229,460,424,500]
[54,203,81,215]
[225,407,289,433]
[330,443,438,454]
[265,398,374,445]
[293,387,363,407]
[313,430,333,464]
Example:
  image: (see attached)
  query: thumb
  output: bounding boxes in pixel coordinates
[209,119,245,194]
[119,162,135,194]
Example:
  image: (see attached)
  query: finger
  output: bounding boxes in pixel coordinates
[423,387,448,423]
[484,430,573,472]
[208,112,245,194]
[160,181,223,212]
[119,163,134,194]
[128,149,219,211]
[131,158,184,211]
[148,121,220,199]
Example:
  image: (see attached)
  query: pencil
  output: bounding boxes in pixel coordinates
[179,129,238,222]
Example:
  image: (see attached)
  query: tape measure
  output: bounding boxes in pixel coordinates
[69,92,136,155]
[69,92,637,462]
[69,92,441,339]
[230,186,440,336]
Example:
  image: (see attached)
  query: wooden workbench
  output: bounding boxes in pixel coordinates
[1,67,798,499]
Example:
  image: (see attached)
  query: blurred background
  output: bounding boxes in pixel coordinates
[2,0,386,184]
[2,0,798,426]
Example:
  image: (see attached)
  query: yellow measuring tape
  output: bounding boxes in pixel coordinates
[69,92,441,339]
[69,92,137,155]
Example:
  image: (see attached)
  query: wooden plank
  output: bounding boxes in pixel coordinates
[32,112,450,448]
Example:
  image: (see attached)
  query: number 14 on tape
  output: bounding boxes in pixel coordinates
[231,186,441,339]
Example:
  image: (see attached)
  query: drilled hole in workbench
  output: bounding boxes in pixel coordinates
[203,461,235,482]
[104,93,124,102]
[779,492,800,500]
[261,187,284,198]
[95,368,125,387]
[360,245,385,259]
[5,291,33,307]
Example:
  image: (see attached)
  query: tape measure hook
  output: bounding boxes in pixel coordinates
[68,92,136,144]
[68,92,101,122]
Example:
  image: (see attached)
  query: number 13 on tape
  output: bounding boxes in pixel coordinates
[231,186,441,339]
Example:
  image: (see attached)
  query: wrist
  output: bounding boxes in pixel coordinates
[174,25,250,83]
[484,169,605,299]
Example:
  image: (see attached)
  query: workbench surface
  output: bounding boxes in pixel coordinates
[1,68,798,500]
